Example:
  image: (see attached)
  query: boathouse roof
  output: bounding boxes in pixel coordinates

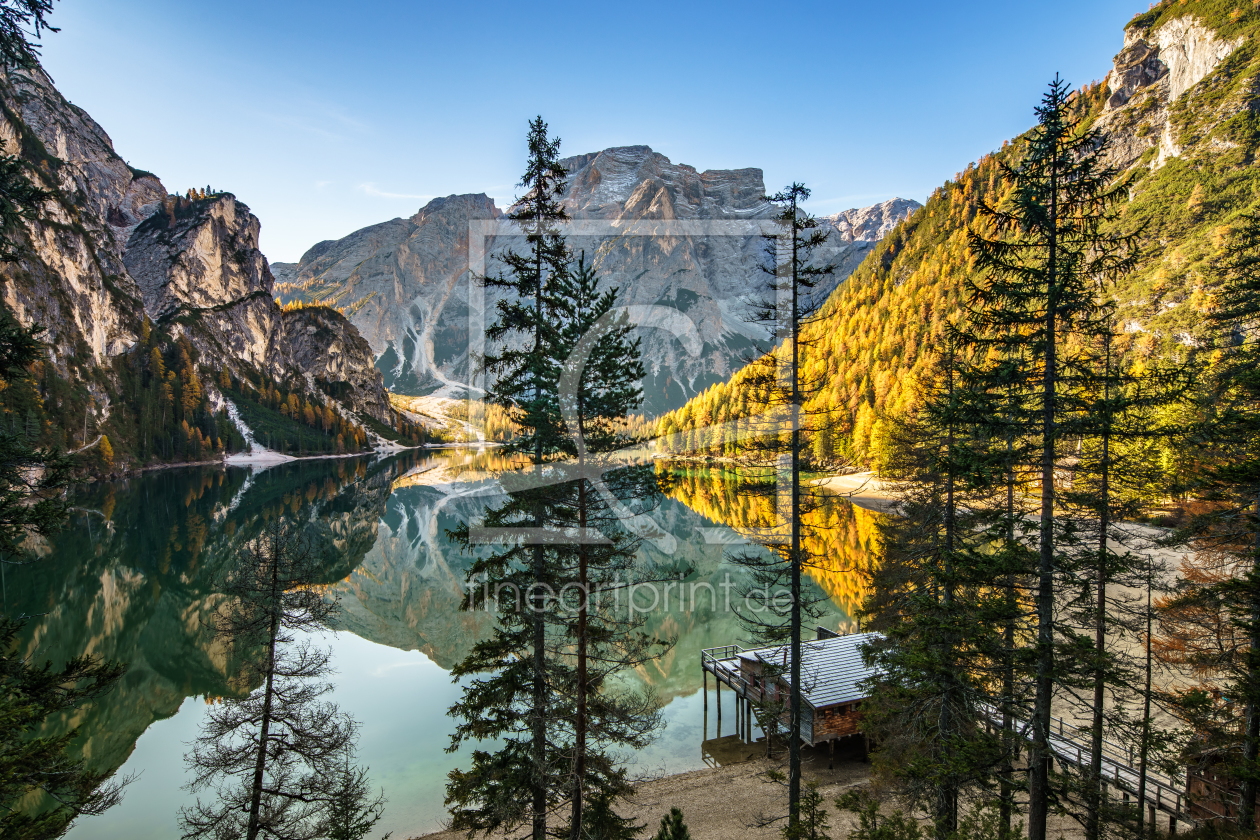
[752,631,883,709]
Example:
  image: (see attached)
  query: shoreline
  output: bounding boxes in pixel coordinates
[97,443,442,480]
[411,740,875,840]
[410,736,1092,840]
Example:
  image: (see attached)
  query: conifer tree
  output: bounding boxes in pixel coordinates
[318,752,388,840]
[0,1,55,71]
[179,522,369,840]
[0,313,69,560]
[962,76,1132,840]
[952,347,1039,840]
[726,183,841,826]
[446,116,574,840]
[651,808,692,840]
[0,619,126,840]
[553,253,667,839]
[1053,308,1182,840]
[861,338,1011,840]
[1158,212,1260,828]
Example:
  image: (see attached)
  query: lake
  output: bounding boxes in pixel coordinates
[6,451,880,838]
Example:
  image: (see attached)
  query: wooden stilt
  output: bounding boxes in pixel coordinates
[746,700,752,741]
[703,669,708,710]
[1169,816,1176,835]
[716,679,721,736]
[1147,804,1155,828]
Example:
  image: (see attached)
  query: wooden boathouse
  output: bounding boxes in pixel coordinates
[700,629,880,749]
[702,629,1219,831]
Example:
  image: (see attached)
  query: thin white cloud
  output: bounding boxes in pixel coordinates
[260,112,347,141]
[314,180,333,190]
[369,660,423,677]
[358,181,434,201]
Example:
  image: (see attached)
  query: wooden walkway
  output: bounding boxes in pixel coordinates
[980,705,1225,829]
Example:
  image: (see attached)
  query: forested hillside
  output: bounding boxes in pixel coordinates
[656,0,1260,473]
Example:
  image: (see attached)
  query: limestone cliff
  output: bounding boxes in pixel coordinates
[0,65,397,462]
[1097,11,1244,170]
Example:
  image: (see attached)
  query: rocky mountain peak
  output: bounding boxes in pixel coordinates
[560,145,768,220]
[410,193,500,226]
[824,198,921,243]
[278,145,918,410]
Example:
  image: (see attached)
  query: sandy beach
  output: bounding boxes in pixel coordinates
[413,739,875,840]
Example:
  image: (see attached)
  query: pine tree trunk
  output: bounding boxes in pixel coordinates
[1087,338,1112,840]
[570,479,588,840]
[1239,489,1260,829]
[246,551,281,840]
[531,241,548,840]
[788,200,803,826]
[1000,415,1017,838]
[1029,155,1060,840]
[1136,565,1153,840]
[999,388,1017,839]
[938,352,958,840]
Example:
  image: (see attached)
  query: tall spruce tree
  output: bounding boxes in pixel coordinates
[962,76,1132,840]
[1054,307,1183,840]
[861,337,1013,840]
[725,183,843,827]
[553,253,667,839]
[967,354,1039,840]
[446,116,574,840]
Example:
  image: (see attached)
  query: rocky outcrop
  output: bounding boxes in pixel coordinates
[279,306,391,421]
[122,195,392,423]
[126,197,272,320]
[1155,16,1242,102]
[278,146,917,412]
[0,65,397,445]
[1106,36,1169,110]
[1099,14,1244,170]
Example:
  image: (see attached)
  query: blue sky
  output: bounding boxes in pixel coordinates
[39,0,1147,262]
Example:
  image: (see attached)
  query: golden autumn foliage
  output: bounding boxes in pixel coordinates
[662,465,882,617]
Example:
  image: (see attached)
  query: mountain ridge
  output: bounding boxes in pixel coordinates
[274,146,919,413]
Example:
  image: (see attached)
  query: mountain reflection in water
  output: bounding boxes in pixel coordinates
[7,451,876,838]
